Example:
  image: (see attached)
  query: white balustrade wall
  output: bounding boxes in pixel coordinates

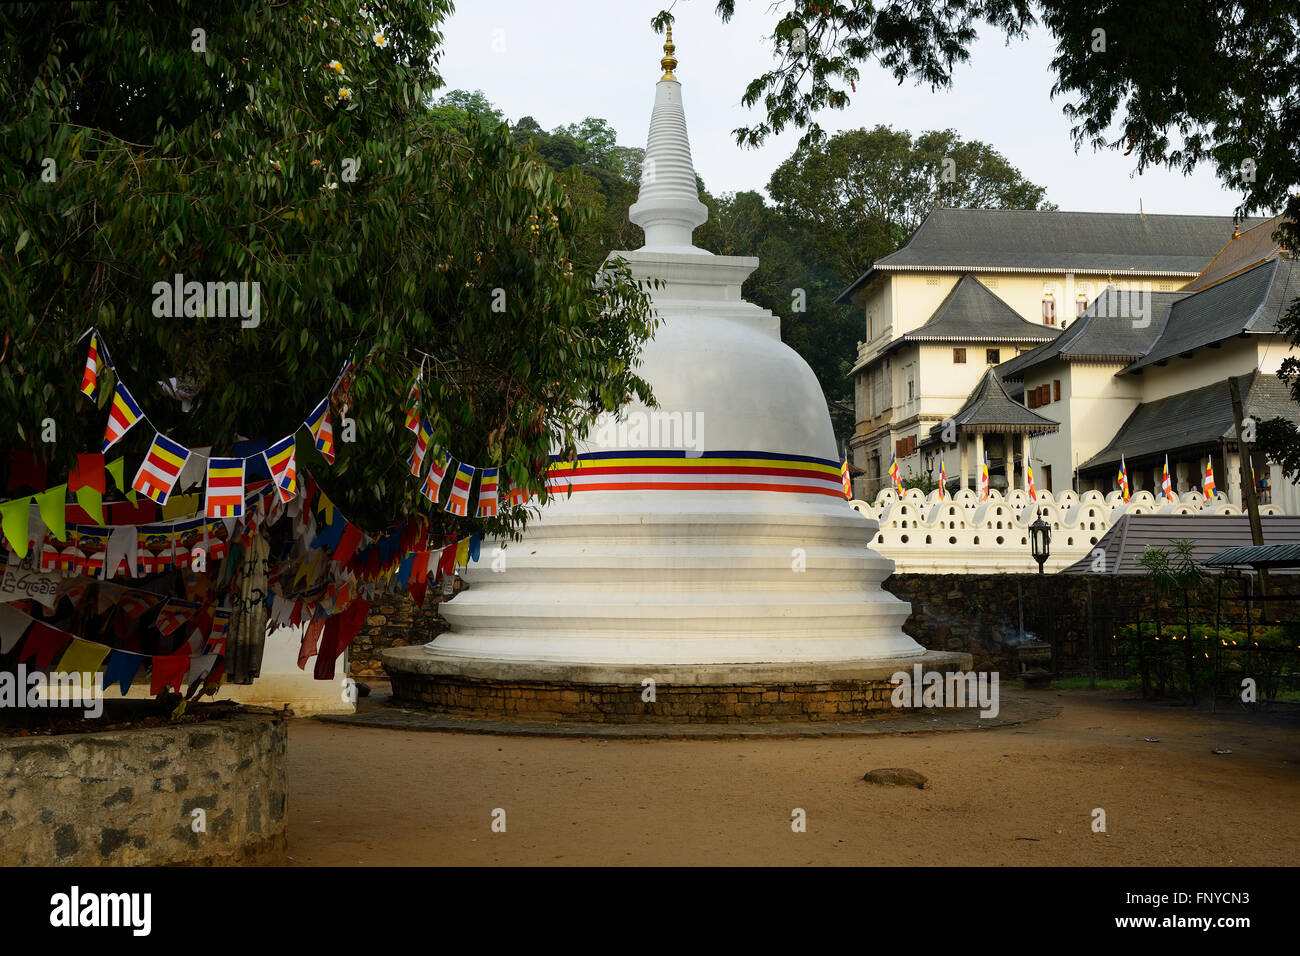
[851,487,1281,574]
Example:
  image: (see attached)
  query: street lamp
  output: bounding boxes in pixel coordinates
[1029,511,1051,574]
[923,450,935,486]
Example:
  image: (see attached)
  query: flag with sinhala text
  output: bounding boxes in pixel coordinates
[262,434,297,503]
[132,433,190,505]
[445,462,476,516]
[205,458,245,519]
[101,381,144,452]
[476,467,499,518]
[304,397,335,464]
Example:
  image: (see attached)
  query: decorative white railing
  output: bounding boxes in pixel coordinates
[849,487,1280,573]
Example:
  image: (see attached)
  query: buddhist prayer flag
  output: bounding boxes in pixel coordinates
[80,333,101,400]
[841,456,852,499]
[1204,456,1218,499]
[132,432,190,505]
[205,457,245,519]
[938,457,947,499]
[304,397,335,464]
[889,453,903,494]
[409,418,432,477]
[1027,461,1037,499]
[262,434,297,503]
[476,467,500,518]
[979,451,989,501]
[421,450,451,505]
[1118,455,1130,503]
[445,462,475,516]
[1161,455,1176,502]
[101,381,144,452]
[506,480,531,509]
[404,379,421,434]
[154,599,190,637]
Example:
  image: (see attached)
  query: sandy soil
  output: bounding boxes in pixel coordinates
[286,691,1300,866]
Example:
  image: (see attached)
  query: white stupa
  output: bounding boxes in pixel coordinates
[423,29,924,667]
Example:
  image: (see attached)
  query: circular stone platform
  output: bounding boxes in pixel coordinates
[383,647,973,724]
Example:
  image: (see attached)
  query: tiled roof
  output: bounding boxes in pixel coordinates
[1078,371,1297,472]
[1125,258,1299,372]
[1061,515,1300,575]
[930,368,1059,438]
[1183,214,1288,292]
[999,288,1185,381]
[836,208,1254,303]
[894,275,1058,347]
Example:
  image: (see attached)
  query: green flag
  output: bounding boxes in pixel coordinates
[34,484,67,542]
[0,497,33,558]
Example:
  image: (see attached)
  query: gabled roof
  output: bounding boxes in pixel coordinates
[1183,213,1288,292]
[1124,257,1299,372]
[928,368,1059,441]
[891,275,1058,349]
[1061,515,1300,575]
[1078,371,1296,472]
[836,208,1254,304]
[999,288,1185,381]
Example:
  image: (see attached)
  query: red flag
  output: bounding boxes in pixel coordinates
[19,621,71,669]
[334,523,362,566]
[68,453,106,493]
[150,652,190,695]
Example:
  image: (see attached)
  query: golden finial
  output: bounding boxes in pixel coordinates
[660,25,677,81]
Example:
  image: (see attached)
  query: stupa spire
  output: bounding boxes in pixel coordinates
[660,25,677,80]
[628,25,709,252]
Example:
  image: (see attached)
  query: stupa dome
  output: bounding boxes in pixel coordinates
[427,30,923,666]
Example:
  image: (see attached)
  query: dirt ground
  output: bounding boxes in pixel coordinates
[285,690,1300,866]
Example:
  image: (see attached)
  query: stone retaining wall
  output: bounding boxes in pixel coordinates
[0,713,287,866]
[387,672,904,723]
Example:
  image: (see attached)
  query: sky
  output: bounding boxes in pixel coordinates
[434,0,1250,217]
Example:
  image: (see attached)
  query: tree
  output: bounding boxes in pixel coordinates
[428,88,505,132]
[768,125,1053,282]
[665,1,1300,469]
[1,1,657,535]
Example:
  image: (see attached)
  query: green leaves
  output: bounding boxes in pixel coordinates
[0,0,655,537]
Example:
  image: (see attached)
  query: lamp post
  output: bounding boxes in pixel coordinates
[1029,512,1051,574]
[923,450,934,486]
[1020,509,1054,688]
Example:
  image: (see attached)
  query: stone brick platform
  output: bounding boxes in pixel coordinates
[382,648,972,724]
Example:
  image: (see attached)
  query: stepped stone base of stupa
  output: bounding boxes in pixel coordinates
[382,648,972,723]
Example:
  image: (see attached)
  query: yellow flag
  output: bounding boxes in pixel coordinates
[56,638,111,678]
[162,492,199,520]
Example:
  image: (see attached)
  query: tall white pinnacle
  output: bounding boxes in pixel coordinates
[628,27,709,253]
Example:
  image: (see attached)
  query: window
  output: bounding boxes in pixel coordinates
[1042,294,1056,325]
[1053,380,1061,402]
[894,435,917,458]
[907,380,915,403]
[1027,389,1038,409]
[986,348,1000,365]
[953,348,966,364]
[1044,465,1053,493]
[1076,294,1089,318]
